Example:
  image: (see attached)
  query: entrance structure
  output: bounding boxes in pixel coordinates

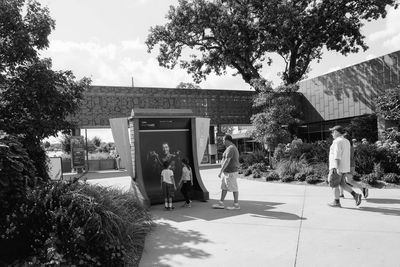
[110,109,210,206]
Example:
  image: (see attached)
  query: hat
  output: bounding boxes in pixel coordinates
[329,125,345,134]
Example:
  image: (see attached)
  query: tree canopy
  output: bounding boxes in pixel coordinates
[0,0,91,180]
[176,82,202,89]
[147,0,398,90]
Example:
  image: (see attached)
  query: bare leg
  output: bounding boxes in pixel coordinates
[233,191,239,204]
[220,190,228,202]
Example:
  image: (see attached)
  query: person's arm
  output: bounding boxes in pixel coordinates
[219,157,231,177]
[160,172,163,189]
[172,173,176,190]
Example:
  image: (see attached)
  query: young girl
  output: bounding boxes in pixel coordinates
[179,158,193,207]
[161,160,176,210]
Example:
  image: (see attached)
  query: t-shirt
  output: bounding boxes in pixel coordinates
[161,169,174,184]
[222,144,240,173]
[329,136,351,173]
[181,166,192,181]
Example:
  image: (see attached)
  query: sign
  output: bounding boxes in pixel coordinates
[71,136,85,169]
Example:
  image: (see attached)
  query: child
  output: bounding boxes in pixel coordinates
[179,158,193,207]
[161,160,176,210]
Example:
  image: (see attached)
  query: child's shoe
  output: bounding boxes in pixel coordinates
[212,201,225,209]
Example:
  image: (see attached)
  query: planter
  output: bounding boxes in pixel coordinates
[100,159,116,170]
[88,160,101,171]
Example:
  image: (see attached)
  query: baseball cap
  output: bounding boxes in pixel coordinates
[329,125,345,134]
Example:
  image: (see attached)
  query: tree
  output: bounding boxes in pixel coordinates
[250,82,303,150]
[92,136,102,147]
[176,82,202,89]
[0,0,91,181]
[346,114,378,143]
[375,87,400,122]
[147,0,398,89]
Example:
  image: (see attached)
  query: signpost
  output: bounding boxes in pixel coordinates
[71,136,85,172]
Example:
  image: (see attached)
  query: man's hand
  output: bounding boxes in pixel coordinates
[218,173,222,178]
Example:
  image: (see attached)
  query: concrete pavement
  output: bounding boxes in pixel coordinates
[138,168,400,267]
[84,168,400,267]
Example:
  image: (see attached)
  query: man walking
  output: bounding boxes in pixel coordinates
[328,125,362,208]
[212,134,240,210]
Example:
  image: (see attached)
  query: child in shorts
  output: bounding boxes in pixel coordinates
[161,160,176,210]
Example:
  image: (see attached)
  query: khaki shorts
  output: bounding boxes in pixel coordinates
[221,172,239,192]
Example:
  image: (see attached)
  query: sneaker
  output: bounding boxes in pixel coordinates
[187,203,191,208]
[327,201,342,208]
[212,201,225,209]
[354,193,362,206]
[362,188,369,199]
[226,203,241,210]
[164,207,170,211]
[339,194,345,198]
[170,206,175,210]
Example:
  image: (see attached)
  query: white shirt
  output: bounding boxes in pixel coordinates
[161,169,174,184]
[329,136,351,173]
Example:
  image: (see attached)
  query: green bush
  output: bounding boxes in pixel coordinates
[0,180,153,266]
[273,141,330,164]
[354,144,377,174]
[265,171,280,181]
[0,134,38,215]
[252,170,262,178]
[281,174,294,183]
[361,173,378,185]
[239,150,268,168]
[382,173,400,184]
[305,174,321,184]
[373,163,384,180]
[275,159,310,177]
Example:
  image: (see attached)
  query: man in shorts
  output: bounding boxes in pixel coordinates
[212,134,241,210]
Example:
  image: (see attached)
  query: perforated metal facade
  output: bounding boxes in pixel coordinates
[73,86,256,127]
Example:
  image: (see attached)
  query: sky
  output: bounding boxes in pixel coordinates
[38,0,400,143]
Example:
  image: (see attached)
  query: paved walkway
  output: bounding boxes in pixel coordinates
[137,168,400,267]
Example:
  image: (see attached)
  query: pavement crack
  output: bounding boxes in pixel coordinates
[294,184,307,267]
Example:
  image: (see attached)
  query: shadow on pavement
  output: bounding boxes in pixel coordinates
[141,222,211,267]
[366,198,400,204]
[151,200,306,222]
[345,206,400,216]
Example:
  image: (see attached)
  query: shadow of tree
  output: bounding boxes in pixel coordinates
[150,200,306,223]
[141,222,211,267]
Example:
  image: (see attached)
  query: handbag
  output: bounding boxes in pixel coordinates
[328,169,342,188]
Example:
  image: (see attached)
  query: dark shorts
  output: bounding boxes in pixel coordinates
[162,182,175,198]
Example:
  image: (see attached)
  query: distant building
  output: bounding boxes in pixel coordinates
[297,49,400,141]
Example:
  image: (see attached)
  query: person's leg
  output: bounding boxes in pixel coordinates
[340,175,362,206]
[345,174,369,198]
[226,173,240,210]
[339,185,344,197]
[220,190,228,202]
[233,191,239,204]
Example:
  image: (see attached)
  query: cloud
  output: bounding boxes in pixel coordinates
[368,8,400,50]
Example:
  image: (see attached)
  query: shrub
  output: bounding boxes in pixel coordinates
[281,174,294,183]
[361,173,378,185]
[265,171,280,181]
[294,172,307,181]
[354,144,377,174]
[249,162,269,172]
[275,159,310,178]
[305,174,321,184]
[0,134,38,215]
[373,163,384,180]
[309,163,329,178]
[1,180,153,266]
[382,173,400,184]
[252,170,262,178]
[239,150,268,168]
[244,168,252,176]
